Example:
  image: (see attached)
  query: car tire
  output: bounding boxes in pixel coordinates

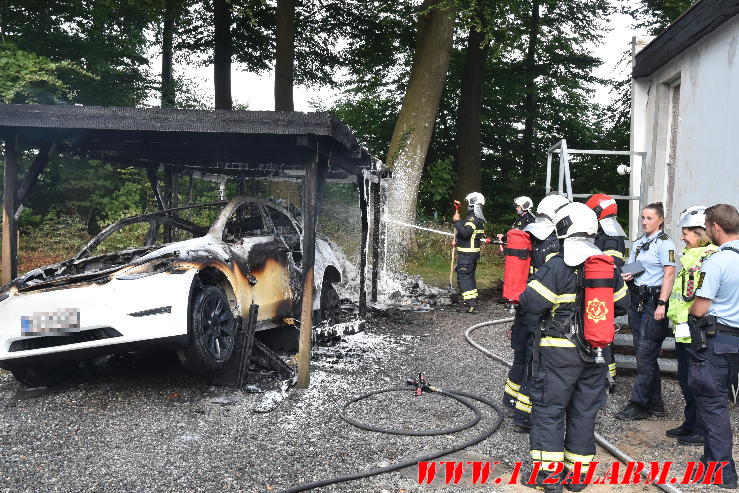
[178,284,236,374]
[318,282,340,326]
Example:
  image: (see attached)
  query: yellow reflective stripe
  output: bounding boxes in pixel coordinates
[540,337,576,348]
[564,451,595,464]
[505,378,521,391]
[556,293,576,303]
[604,249,624,260]
[515,401,532,413]
[474,229,485,233]
[464,221,476,229]
[516,392,531,405]
[531,450,565,462]
[609,367,617,377]
[608,363,616,370]
[457,247,480,252]
[545,252,558,262]
[614,284,627,302]
[529,266,535,274]
[528,280,557,303]
[504,386,519,398]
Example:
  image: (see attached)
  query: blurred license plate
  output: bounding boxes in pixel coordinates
[21,308,80,336]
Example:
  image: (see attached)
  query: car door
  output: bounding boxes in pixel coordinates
[263,204,303,314]
[221,201,292,321]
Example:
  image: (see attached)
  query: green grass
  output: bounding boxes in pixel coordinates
[403,221,505,289]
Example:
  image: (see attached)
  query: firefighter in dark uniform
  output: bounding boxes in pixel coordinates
[514,196,537,230]
[616,202,676,420]
[687,204,739,489]
[505,194,569,427]
[453,192,486,313]
[586,194,627,391]
[497,196,537,248]
[519,202,629,491]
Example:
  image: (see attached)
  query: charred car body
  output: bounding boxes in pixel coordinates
[0,197,344,386]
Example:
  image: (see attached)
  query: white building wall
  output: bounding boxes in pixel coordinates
[631,14,739,243]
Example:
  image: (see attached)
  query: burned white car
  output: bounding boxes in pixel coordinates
[0,197,345,386]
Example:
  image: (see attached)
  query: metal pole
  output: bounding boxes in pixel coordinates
[2,136,18,284]
[297,151,318,389]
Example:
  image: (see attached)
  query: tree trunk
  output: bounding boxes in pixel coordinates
[453,9,489,204]
[275,0,295,111]
[214,0,232,110]
[161,0,176,107]
[521,0,540,184]
[384,0,456,261]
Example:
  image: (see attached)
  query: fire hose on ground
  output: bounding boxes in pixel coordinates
[274,379,505,492]
[464,317,683,493]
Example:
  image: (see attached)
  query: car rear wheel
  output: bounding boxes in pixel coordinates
[178,284,236,374]
[319,282,340,326]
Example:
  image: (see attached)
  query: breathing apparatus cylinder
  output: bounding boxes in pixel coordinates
[502,229,532,304]
[582,255,616,363]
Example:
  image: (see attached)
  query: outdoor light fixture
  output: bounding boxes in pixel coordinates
[616,164,631,175]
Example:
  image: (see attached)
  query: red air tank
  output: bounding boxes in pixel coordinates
[503,229,532,303]
[583,255,616,348]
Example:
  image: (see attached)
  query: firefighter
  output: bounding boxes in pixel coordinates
[453,192,486,313]
[520,202,629,491]
[497,196,537,248]
[665,206,717,447]
[586,193,627,391]
[513,196,537,229]
[505,194,570,426]
[616,202,676,421]
[687,204,739,488]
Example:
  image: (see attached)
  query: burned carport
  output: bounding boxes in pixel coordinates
[0,102,381,387]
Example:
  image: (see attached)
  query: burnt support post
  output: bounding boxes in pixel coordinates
[370,175,381,302]
[357,172,369,317]
[2,136,19,284]
[297,151,318,388]
[147,166,165,211]
[16,142,55,213]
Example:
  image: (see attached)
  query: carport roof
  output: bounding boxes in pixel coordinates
[0,103,373,180]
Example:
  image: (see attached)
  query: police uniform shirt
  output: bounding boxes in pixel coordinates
[628,230,677,287]
[695,239,739,328]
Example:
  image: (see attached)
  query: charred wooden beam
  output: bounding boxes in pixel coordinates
[2,136,19,284]
[147,166,165,211]
[297,150,318,389]
[16,141,56,214]
[358,172,368,317]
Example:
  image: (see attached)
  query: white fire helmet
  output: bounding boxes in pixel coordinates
[514,196,533,212]
[524,194,571,241]
[554,202,601,266]
[536,194,570,222]
[465,192,486,221]
[677,206,708,229]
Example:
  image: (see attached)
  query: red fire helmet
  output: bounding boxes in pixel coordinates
[585,194,617,221]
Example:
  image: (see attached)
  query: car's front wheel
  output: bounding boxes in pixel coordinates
[178,284,236,374]
[11,363,74,388]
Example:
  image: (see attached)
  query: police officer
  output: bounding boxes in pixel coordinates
[453,192,486,313]
[687,203,739,488]
[666,206,717,447]
[505,194,569,427]
[519,202,629,491]
[616,202,677,420]
[586,194,627,391]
